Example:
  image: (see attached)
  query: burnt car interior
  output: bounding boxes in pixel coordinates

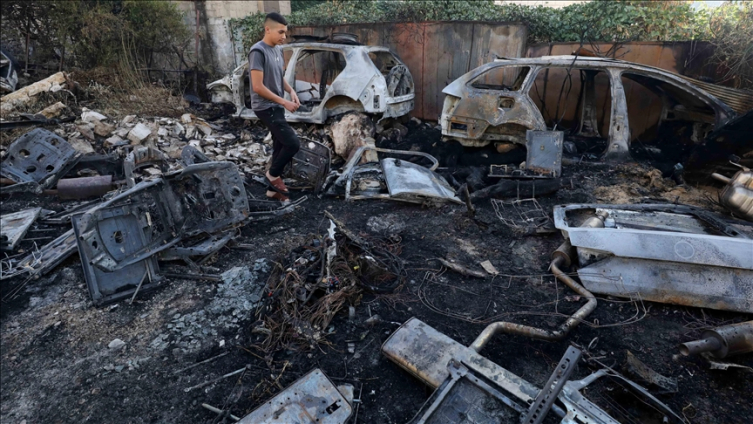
[530,67,613,155]
[293,50,346,113]
[369,51,413,97]
[470,65,530,91]
[620,72,717,164]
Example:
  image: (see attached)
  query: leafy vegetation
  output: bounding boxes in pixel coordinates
[1,0,189,71]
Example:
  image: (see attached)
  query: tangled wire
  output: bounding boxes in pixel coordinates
[251,214,406,354]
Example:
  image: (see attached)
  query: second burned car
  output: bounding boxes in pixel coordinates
[440,56,747,162]
[207,38,414,124]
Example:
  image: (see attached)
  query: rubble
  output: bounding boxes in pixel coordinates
[127,122,152,145]
[37,102,68,119]
[1,58,751,424]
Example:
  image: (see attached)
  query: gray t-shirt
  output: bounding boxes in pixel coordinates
[248,41,285,111]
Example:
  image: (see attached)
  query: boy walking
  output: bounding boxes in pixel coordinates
[249,12,301,202]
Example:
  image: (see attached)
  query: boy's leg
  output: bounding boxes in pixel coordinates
[255,107,300,199]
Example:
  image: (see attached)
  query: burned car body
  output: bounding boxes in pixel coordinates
[441,56,740,162]
[0,47,19,94]
[207,43,414,124]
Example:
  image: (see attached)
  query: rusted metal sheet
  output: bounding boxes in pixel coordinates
[683,77,753,114]
[291,22,527,120]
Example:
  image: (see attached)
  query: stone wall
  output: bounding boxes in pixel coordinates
[171,1,291,75]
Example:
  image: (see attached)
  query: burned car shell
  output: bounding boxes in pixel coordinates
[441,56,737,161]
[207,43,414,124]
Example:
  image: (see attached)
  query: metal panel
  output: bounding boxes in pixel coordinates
[381,318,623,424]
[1,229,77,280]
[526,130,564,177]
[0,207,41,251]
[578,257,753,313]
[238,369,352,424]
[0,128,80,191]
[72,208,160,306]
[554,205,753,269]
[381,158,461,204]
[407,361,524,424]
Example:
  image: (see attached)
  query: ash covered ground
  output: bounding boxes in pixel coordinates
[1,119,752,424]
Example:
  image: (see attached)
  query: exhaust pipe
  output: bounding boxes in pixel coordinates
[680,320,753,359]
[471,212,606,352]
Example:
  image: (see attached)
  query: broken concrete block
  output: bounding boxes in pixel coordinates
[142,167,163,176]
[115,127,130,138]
[172,122,185,137]
[157,127,168,137]
[78,125,95,141]
[185,125,196,139]
[188,140,203,153]
[104,135,127,148]
[181,113,192,124]
[122,115,136,125]
[196,123,212,137]
[81,108,107,124]
[37,102,67,119]
[128,123,152,145]
[69,138,95,154]
[93,120,115,137]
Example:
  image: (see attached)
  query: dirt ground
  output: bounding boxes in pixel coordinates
[1,121,751,424]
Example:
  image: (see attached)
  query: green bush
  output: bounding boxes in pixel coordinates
[1,0,189,70]
[232,0,710,48]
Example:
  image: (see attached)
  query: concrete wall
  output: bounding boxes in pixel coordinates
[172,1,291,74]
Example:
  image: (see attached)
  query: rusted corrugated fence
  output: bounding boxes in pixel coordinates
[291,22,528,120]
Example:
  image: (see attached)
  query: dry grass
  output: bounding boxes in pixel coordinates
[72,66,186,119]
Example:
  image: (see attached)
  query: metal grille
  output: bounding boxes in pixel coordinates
[491,198,551,232]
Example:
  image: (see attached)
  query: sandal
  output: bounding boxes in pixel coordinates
[265,175,289,194]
